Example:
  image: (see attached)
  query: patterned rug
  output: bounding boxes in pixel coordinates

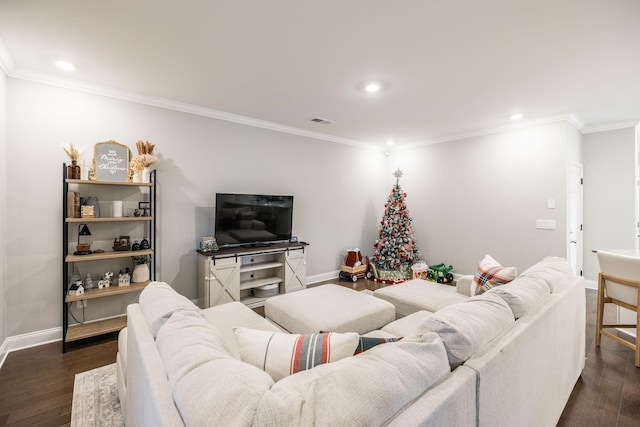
[71,363,123,427]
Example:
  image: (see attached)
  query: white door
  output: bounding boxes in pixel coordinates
[568,162,584,275]
[207,257,240,306]
[285,249,307,292]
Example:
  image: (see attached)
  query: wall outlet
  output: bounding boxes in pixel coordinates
[536,219,556,230]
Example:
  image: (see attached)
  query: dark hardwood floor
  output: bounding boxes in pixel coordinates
[0,284,637,427]
[0,335,117,427]
[557,289,640,427]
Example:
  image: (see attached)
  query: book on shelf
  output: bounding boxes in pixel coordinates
[67,191,81,218]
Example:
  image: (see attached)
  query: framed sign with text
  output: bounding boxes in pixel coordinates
[91,140,131,182]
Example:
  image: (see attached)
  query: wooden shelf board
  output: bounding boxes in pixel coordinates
[66,316,127,342]
[66,281,149,302]
[66,249,152,263]
[66,179,152,187]
[240,276,283,290]
[240,262,283,273]
[66,216,152,223]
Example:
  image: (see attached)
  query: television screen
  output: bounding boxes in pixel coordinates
[215,193,294,247]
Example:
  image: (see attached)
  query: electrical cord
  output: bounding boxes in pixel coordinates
[66,302,86,324]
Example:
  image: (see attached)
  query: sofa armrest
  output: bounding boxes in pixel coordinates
[456,275,473,297]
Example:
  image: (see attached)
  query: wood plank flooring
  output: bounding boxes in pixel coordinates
[0,335,117,427]
[0,285,637,426]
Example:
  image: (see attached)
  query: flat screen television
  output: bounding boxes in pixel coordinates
[215,193,294,248]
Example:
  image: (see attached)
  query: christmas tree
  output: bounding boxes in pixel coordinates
[372,169,422,278]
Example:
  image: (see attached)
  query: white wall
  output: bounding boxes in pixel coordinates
[0,66,7,353]
[388,121,579,275]
[3,76,602,343]
[5,78,387,337]
[582,127,637,279]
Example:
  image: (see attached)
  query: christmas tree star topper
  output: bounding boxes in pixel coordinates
[393,168,404,184]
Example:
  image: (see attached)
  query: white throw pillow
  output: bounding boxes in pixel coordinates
[519,256,573,293]
[424,292,515,367]
[471,255,517,295]
[233,327,359,381]
[138,281,200,337]
[487,275,550,318]
[156,310,274,427]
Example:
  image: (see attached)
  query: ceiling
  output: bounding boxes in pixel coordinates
[1,0,639,149]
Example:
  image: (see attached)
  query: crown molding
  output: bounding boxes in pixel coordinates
[0,37,15,75]
[1,39,636,149]
[5,62,381,151]
[567,113,585,132]
[389,114,577,152]
[580,120,640,134]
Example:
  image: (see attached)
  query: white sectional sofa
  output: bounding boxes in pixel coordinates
[118,256,585,426]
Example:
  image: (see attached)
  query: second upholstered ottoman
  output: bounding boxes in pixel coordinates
[264,284,396,334]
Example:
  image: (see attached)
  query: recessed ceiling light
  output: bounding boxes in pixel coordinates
[386,139,395,146]
[365,82,381,93]
[510,113,524,121]
[55,60,76,71]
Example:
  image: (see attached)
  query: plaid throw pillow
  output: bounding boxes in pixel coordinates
[354,336,400,355]
[233,327,359,381]
[472,255,517,295]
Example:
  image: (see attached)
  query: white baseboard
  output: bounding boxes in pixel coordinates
[0,338,8,369]
[584,279,597,290]
[307,270,340,284]
[0,327,61,369]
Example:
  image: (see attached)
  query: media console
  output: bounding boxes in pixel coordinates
[197,242,308,309]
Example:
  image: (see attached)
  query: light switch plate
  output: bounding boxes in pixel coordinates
[536,219,556,230]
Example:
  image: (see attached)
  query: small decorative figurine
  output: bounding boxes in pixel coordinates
[85,272,94,290]
[69,281,84,296]
[118,269,131,287]
[140,237,150,250]
[98,271,113,288]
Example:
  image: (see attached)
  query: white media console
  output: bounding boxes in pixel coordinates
[197,242,308,308]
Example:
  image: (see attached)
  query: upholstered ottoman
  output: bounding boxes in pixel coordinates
[264,284,396,334]
[373,279,468,317]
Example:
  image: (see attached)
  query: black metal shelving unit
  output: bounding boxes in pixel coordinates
[62,164,157,351]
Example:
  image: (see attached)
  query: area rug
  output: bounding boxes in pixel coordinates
[71,363,123,427]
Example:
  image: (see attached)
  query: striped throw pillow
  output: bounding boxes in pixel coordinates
[472,254,517,295]
[232,327,359,381]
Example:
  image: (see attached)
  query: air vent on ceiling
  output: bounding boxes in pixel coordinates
[310,117,333,124]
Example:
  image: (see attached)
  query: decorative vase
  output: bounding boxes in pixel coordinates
[67,160,81,179]
[142,168,151,183]
[133,171,142,183]
[132,263,150,283]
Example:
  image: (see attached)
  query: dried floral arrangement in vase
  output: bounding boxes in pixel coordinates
[129,140,158,183]
[63,143,81,179]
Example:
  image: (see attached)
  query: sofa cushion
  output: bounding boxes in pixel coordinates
[424,292,515,367]
[373,280,468,317]
[138,281,199,337]
[253,332,451,426]
[487,275,550,318]
[156,310,274,427]
[201,301,284,359]
[233,327,359,381]
[456,275,474,297]
[471,255,517,295]
[381,310,434,337]
[518,256,574,293]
